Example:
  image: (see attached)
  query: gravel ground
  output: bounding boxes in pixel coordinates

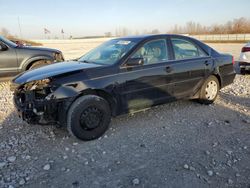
[0,40,250,187]
[0,74,249,188]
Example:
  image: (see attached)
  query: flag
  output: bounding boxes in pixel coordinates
[44,28,50,34]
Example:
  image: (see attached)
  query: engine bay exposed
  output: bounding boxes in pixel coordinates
[13,79,60,125]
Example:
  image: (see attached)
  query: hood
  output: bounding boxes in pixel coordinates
[17,45,60,53]
[13,61,101,84]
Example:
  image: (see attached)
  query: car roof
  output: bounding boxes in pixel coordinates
[117,34,190,40]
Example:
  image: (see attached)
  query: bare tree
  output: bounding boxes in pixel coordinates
[142,29,149,35]
[115,27,130,37]
[151,29,160,34]
[104,32,112,37]
[122,27,129,36]
[134,30,140,35]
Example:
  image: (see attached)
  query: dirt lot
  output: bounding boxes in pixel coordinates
[0,40,250,188]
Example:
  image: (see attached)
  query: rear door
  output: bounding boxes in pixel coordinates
[0,41,18,77]
[167,37,213,98]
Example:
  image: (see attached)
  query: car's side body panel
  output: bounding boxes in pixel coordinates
[118,63,174,112]
[212,54,236,87]
[0,41,18,77]
[165,57,209,98]
[11,34,236,126]
[0,36,63,79]
[18,52,54,71]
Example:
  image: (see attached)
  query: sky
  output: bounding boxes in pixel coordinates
[0,0,250,39]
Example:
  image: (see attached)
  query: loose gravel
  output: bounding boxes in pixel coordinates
[0,75,249,188]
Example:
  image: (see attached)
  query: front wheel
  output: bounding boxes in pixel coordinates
[67,95,111,141]
[198,75,219,105]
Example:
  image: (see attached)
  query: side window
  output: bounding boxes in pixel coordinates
[171,38,207,60]
[132,39,168,65]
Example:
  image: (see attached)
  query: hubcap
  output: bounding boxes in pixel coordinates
[205,80,218,100]
[80,107,103,130]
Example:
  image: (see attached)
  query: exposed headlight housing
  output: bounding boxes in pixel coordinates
[24,79,51,91]
[23,79,58,101]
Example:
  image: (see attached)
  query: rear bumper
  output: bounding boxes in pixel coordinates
[239,61,250,71]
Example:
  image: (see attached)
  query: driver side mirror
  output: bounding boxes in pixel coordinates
[0,43,8,51]
[126,57,144,67]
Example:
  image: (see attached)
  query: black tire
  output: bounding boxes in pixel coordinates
[29,60,48,70]
[198,75,219,105]
[67,95,111,141]
[240,69,246,75]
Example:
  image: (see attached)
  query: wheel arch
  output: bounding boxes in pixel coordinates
[212,73,222,89]
[191,73,222,99]
[76,88,118,116]
[21,56,53,70]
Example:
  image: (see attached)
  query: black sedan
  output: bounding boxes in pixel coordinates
[11,35,236,141]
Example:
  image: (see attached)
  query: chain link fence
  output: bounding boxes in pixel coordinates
[191,34,250,42]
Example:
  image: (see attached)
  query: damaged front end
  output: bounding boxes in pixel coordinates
[12,79,71,126]
[11,61,100,126]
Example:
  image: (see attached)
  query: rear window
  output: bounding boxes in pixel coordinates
[171,38,207,60]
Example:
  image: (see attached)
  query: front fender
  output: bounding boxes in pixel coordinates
[47,82,118,115]
[48,84,82,100]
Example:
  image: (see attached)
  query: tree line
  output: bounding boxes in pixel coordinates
[168,17,250,35]
[115,17,250,36]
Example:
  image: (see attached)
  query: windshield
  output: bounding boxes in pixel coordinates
[78,39,137,65]
[0,36,18,47]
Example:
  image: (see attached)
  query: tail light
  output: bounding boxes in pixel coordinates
[232,56,235,65]
[241,47,250,52]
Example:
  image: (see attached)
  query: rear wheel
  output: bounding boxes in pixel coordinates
[198,75,219,105]
[67,95,111,141]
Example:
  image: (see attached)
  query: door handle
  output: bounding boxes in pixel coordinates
[165,66,172,73]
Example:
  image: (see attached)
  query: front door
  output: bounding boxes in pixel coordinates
[119,38,173,112]
[0,42,18,78]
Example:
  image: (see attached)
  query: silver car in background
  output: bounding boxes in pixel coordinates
[239,42,250,74]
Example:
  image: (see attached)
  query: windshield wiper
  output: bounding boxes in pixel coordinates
[80,60,92,64]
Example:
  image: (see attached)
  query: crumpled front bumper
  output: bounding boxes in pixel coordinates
[13,91,58,125]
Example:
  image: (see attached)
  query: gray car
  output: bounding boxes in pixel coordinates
[0,36,64,80]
